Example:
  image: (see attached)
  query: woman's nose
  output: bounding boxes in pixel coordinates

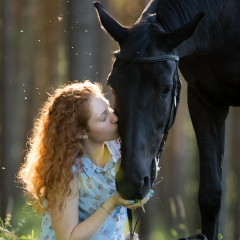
[111,112,118,123]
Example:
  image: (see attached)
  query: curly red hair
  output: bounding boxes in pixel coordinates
[17,80,104,213]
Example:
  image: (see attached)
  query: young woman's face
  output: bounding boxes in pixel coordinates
[87,94,119,143]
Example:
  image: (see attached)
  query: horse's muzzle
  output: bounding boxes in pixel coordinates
[115,171,150,200]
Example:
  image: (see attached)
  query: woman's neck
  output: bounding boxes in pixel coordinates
[81,141,110,168]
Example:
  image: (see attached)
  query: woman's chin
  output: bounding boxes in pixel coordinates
[111,132,120,141]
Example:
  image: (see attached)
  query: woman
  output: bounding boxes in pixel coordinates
[17,80,152,240]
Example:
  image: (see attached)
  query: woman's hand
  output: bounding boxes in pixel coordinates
[110,189,154,210]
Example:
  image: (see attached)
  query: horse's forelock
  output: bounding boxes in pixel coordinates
[120,23,152,57]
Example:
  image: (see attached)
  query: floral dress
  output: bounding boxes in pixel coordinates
[40,140,128,240]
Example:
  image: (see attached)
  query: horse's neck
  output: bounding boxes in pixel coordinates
[157,0,230,56]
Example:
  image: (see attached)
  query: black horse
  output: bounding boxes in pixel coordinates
[94,0,240,239]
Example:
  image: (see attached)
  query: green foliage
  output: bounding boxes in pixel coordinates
[0,214,37,240]
[217,234,223,239]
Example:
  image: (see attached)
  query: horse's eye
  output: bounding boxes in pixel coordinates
[163,87,171,94]
[160,87,171,99]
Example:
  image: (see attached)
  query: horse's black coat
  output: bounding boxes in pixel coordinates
[94,0,240,239]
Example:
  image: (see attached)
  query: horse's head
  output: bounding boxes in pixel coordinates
[94,1,203,200]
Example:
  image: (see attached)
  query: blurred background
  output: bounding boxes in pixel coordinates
[0,0,239,239]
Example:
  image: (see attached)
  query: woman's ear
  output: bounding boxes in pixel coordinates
[77,131,88,140]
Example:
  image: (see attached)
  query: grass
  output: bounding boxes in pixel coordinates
[0,197,225,240]
[0,214,36,240]
[0,213,39,240]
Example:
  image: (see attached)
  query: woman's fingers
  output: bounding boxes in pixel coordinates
[145,189,155,202]
[115,189,155,208]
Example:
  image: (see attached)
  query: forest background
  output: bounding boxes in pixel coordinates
[0,0,239,239]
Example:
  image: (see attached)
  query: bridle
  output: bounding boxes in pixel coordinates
[114,50,182,186]
[114,50,182,239]
[114,51,179,63]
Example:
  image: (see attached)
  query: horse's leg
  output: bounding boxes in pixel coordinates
[187,86,229,240]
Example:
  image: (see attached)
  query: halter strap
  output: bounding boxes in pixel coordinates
[154,61,182,162]
[114,51,179,63]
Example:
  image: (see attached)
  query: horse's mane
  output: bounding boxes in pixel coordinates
[120,0,227,55]
[120,23,151,57]
[156,0,226,50]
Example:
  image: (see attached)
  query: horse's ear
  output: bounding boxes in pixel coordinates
[137,0,161,22]
[157,13,205,50]
[93,2,128,44]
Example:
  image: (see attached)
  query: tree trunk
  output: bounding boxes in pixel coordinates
[1,0,19,218]
[67,0,112,94]
[221,108,240,239]
[0,0,66,219]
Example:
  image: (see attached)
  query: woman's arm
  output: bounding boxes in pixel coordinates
[50,178,149,240]
[50,178,110,240]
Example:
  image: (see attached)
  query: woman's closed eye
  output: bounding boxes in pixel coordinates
[99,112,107,121]
[99,107,114,122]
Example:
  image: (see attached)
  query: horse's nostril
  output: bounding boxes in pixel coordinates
[134,176,150,199]
[143,176,149,187]
[142,176,150,196]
